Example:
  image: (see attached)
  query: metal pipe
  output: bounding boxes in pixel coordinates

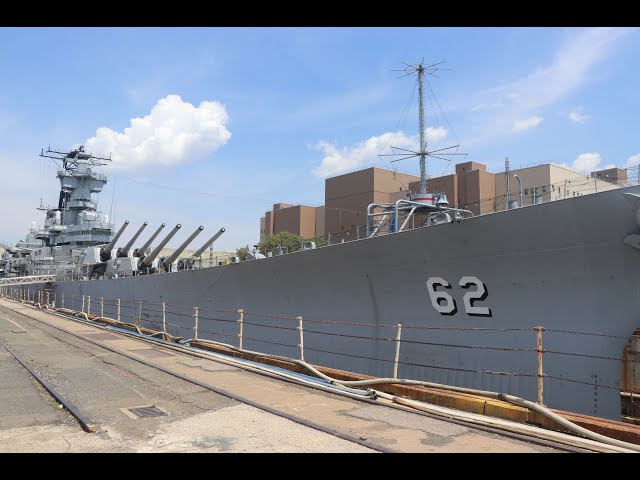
[163,226,204,267]
[102,221,130,256]
[513,174,523,208]
[118,222,148,256]
[191,228,225,258]
[134,223,166,257]
[141,224,181,267]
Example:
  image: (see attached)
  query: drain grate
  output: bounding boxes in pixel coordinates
[126,405,167,419]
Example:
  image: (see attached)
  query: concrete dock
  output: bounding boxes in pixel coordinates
[0,298,563,453]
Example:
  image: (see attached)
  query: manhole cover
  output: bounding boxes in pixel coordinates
[129,348,173,358]
[122,405,168,419]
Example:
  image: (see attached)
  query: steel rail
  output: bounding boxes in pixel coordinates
[0,300,590,453]
[0,303,394,453]
[0,339,96,433]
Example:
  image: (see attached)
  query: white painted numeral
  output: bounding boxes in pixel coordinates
[427,275,491,317]
[459,276,491,316]
[426,277,457,315]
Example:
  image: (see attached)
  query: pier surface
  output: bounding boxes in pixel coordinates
[0,298,560,453]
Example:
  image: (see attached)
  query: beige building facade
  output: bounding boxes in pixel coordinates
[259,162,628,242]
[325,168,419,242]
[261,203,321,241]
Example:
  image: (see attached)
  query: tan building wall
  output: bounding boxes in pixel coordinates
[260,161,626,244]
[262,203,321,240]
[592,167,628,183]
[265,211,273,237]
[259,216,266,242]
[325,167,419,241]
[298,205,317,239]
[494,165,549,210]
[315,206,326,237]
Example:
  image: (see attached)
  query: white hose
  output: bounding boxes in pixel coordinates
[21,298,640,453]
[375,391,636,453]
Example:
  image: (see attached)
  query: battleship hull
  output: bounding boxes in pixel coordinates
[26,186,640,420]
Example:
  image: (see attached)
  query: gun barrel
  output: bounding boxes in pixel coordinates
[119,222,148,256]
[141,224,181,267]
[163,226,205,267]
[191,227,225,258]
[135,223,166,257]
[103,221,129,255]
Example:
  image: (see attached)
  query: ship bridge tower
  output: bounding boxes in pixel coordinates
[40,146,114,247]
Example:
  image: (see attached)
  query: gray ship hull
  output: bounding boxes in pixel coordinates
[26,185,640,420]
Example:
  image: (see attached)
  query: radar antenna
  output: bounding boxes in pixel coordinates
[40,145,111,172]
[379,60,467,194]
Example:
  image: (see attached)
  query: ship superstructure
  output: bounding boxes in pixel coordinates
[1,62,639,423]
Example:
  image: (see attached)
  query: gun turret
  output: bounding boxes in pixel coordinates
[134,223,166,257]
[117,222,148,257]
[139,224,181,268]
[100,220,129,262]
[162,226,204,269]
[191,227,225,259]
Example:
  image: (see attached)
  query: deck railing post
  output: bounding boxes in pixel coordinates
[393,323,402,379]
[536,326,545,405]
[136,301,142,327]
[100,297,104,318]
[162,302,167,338]
[87,296,91,316]
[61,293,64,309]
[117,299,121,322]
[237,308,244,350]
[81,295,85,314]
[193,307,199,340]
[46,291,50,306]
[297,316,305,361]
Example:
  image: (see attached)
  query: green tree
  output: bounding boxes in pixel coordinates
[311,235,327,248]
[258,232,326,256]
[236,245,249,261]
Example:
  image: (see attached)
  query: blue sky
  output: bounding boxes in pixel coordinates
[1,27,638,251]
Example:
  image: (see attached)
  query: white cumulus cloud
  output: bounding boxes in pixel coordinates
[626,153,640,167]
[572,152,602,172]
[312,127,448,178]
[569,110,590,123]
[512,116,543,132]
[84,94,231,170]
